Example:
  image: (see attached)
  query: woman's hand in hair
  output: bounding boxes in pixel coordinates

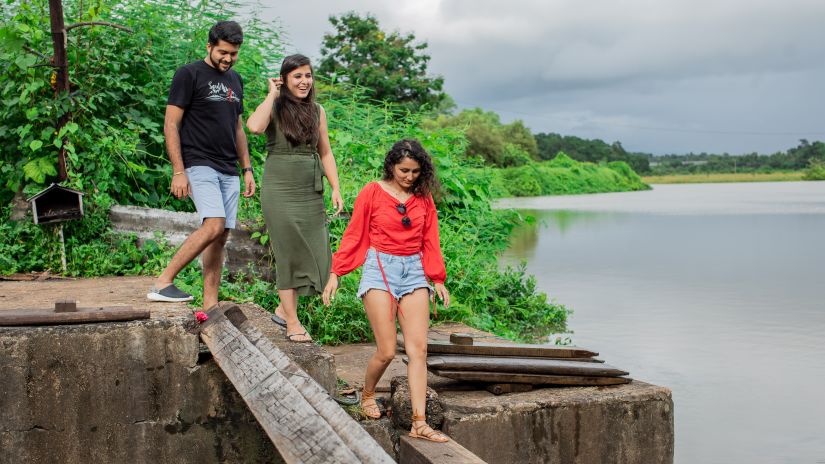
[322,273,339,306]
[247,78,281,134]
[268,77,282,97]
[433,283,450,308]
[330,188,344,216]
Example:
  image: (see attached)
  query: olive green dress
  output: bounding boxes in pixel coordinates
[260,104,330,295]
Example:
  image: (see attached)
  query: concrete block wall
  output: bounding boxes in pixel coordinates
[438,382,674,463]
[0,319,280,464]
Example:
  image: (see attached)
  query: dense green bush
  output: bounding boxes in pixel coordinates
[424,108,539,167]
[491,152,650,197]
[803,159,825,181]
[535,132,651,174]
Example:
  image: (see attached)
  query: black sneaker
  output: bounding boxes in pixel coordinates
[147,284,194,302]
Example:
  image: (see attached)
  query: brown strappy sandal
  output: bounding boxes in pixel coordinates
[409,412,449,443]
[360,389,382,419]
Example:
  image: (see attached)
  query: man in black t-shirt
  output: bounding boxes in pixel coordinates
[147,21,255,310]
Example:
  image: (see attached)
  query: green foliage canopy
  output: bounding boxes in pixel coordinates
[650,139,825,176]
[318,12,445,111]
[0,0,282,207]
[535,132,650,174]
[425,108,538,167]
[483,152,650,197]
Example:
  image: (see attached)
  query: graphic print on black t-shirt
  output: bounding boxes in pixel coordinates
[205,81,241,103]
[167,60,244,175]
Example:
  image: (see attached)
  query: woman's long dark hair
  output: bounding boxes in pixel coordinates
[382,139,441,198]
[276,54,318,146]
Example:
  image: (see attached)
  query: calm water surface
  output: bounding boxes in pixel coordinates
[497,182,825,464]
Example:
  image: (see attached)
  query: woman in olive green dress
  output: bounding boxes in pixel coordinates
[247,54,343,342]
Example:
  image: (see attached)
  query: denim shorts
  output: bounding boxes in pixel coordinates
[186,165,240,229]
[357,249,433,300]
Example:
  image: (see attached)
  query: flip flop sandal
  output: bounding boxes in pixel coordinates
[333,389,361,406]
[271,314,287,328]
[285,331,313,343]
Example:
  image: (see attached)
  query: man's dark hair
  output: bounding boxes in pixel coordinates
[208,21,244,46]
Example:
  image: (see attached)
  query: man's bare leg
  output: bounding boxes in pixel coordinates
[154,217,226,289]
[201,228,229,310]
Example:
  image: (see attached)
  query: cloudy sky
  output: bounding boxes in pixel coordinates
[258,0,825,155]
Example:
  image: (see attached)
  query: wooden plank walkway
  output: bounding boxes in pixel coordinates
[199,303,394,464]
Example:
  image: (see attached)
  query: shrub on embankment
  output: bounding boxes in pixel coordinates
[257,92,571,344]
[1,1,569,344]
[803,159,825,181]
[482,153,651,198]
[0,92,569,345]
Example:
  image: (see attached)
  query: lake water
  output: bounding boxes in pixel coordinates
[496,182,825,464]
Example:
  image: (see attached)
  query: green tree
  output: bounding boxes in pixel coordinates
[0,0,282,207]
[318,12,445,110]
[534,132,650,173]
[426,108,538,167]
[500,120,538,158]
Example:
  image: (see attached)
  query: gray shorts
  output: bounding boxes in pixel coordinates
[186,165,240,229]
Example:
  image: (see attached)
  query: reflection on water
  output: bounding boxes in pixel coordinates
[499,182,825,464]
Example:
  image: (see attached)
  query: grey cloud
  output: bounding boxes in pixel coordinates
[262,0,825,154]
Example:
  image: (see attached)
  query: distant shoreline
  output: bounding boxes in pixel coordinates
[642,171,805,184]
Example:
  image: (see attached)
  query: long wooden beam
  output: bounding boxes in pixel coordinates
[199,305,362,464]
[0,306,148,326]
[229,306,394,464]
[426,355,628,377]
[432,369,632,386]
[424,339,599,358]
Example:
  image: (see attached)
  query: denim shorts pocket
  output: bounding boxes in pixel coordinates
[362,255,378,271]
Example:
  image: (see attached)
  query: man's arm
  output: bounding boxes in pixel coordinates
[236,116,255,197]
[164,105,189,199]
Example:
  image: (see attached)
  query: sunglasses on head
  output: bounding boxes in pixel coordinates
[396,203,412,228]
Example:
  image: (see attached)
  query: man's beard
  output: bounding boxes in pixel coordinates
[209,53,232,72]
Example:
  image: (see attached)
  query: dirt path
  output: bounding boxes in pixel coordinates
[0,275,190,319]
[0,276,508,393]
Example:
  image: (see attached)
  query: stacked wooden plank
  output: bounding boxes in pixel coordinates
[402,333,631,394]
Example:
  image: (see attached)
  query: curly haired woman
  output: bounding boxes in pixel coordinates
[322,139,450,443]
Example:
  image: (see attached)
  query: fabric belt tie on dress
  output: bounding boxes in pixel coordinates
[312,152,324,193]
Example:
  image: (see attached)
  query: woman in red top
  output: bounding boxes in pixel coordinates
[322,139,450,443]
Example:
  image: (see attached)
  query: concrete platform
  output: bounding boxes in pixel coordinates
[0,276,335,394]
[331,322,674,464]
[0,277,336,464]
[1,277,674,463]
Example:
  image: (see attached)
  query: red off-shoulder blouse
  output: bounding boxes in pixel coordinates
[331,182,446,283]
